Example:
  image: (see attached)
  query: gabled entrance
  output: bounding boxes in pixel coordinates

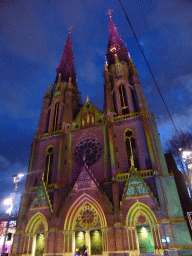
[64,194,107,256]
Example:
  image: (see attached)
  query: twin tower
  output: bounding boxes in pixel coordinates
[12,14,192,256]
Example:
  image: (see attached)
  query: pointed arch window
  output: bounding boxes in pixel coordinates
[113,91,117,113]
[44,147,54,185]
[53,101,59,131]
[124,129,139,170]
[45,109,50,133]
[131,88,139,112]
[119,84,129,115]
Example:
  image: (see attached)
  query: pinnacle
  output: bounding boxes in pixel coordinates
[55,31,76,84]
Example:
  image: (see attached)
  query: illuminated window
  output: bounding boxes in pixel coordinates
[119,84,129,115]
[44,147,54,184]
[91,114,94,124]
[81,112,94,128]
[124,129,139,170]
[53,101,59,131]
[82,119,85,127]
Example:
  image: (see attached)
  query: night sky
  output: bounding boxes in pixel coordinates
[1,0,192,214]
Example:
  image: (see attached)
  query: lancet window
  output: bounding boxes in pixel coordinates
[119,84,129,115]
[113,92,117,113]
[81,112,94,128]
[44,146,54,184]
[53,101,59,131]
[45,109,50,133]
[124,129,139,170]
[131,88,139,112]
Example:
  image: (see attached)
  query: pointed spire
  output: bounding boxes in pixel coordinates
[55,27,76,84]
[106,12,129,67]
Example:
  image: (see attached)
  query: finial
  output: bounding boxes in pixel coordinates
[68,25,73,34]
[86,95,89,102]
[107,9,113,18]
[58,73,61,82]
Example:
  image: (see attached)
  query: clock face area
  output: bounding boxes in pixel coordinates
[74,138,102,167]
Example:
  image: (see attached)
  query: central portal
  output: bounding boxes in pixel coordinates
[75,230,102,256]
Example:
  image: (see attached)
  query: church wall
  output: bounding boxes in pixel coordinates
[26,136,61,189]
[56,231,64,253]
[155,176,184,219]
[113,117,152,172]
[107,228,116,252]
[58,133,71,188]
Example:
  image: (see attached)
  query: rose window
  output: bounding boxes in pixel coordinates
[74,138,102,166]
[78,204,98,229]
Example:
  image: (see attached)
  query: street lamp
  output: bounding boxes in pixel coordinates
[1,173,24,256]
[180,149,192,166]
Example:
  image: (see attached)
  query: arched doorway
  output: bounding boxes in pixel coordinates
[34,231,45,256]
[126,202,162,254]
[25,213,48,256]
[74,204,102,255]
[64,194,107,256]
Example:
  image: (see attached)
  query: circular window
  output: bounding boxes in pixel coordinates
[78,204,98,229]
[74,138,102,166]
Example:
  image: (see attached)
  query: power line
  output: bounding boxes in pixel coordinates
[117,0,180,138]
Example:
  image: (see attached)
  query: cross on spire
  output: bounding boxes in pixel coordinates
[107,9,113,18]
[68,25,73,34]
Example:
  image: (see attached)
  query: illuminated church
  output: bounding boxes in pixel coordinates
[12,14,192,256]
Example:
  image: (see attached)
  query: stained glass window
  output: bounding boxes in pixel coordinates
[74,138,102,166]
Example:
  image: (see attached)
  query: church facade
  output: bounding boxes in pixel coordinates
[12,15,192,256]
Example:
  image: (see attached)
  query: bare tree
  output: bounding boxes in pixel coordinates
[166,130,192,197]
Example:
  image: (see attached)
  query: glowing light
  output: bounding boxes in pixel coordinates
[141,227,148,238]
[182,150,192,162]
[162,237,170,243]
[4,198,13,206]
[110,46,116,53]
[6,205,13,214]
[18,173,24,177]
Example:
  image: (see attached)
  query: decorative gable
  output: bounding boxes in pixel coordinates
[72,101,104,131]
[72,165,99,191]
[125,175,149,197]
[31,182,53,213]
[121,167,155,202]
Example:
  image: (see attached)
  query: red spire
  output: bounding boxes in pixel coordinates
[106,12,129,67]
[55,27,76,84]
